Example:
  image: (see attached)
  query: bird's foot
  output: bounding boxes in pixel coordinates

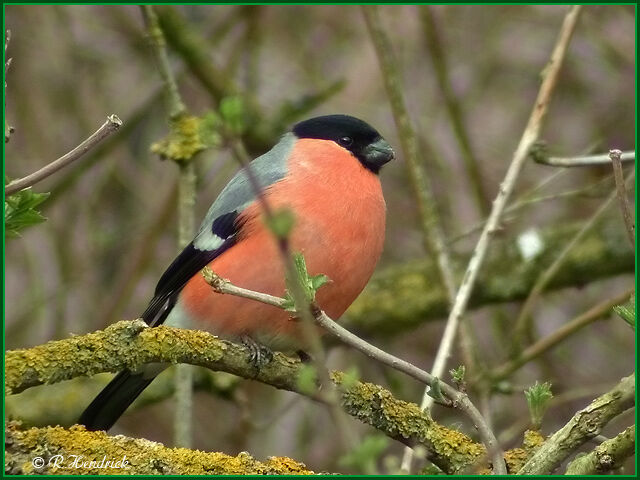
[296,350,313,363]
[241,335,274,370]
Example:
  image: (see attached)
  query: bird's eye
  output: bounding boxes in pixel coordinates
[338,136,353,147]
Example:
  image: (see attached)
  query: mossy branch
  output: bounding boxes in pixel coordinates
[6,320,509,474]
[564,425,635,475]
[5,422,314,475]
[347,217,634,336]
[518,373,635,474]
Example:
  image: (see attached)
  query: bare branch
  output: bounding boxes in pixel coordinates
[492,288,634,380]
[398,6,582,472]
[5,115,122,197]
[140,6,186,119]
[445,1,582,334]
[610,149,635,248]
[533,148,635,167]
[201,267,505,475]
[443,1,582,360]
[140,4,194,448]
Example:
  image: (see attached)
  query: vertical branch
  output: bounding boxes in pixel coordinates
[419,6,489,215]
[440,3,582,390]
[174,161,197,449]
[141,6,186,120]
[242,6,261,94]
[225,136,356,451]
[451,1,582,333]
[141,5,195,448]
[394,4,581,473]
[609,149,635,248]
[362,6,457,304]
[5,29,14,143]
[362,6,476,472]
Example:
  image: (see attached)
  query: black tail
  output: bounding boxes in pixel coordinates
[78,237,221,430]
[79,370,155,431]
[78,291,177,430]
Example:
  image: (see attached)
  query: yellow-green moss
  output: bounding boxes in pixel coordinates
[333,372,485,474]
[150,113,221,163]
[5,320,227,395]
[5,423,313,475]
[503,430,545,473]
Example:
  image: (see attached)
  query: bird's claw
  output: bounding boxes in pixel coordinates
[241,336,274,370]
[296,350,313,363]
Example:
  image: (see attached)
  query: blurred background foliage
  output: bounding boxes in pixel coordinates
[4,4,635,474]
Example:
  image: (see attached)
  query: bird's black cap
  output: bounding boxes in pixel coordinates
[292,114,394,173]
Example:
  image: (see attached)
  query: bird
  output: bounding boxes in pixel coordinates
[79,114,395,431]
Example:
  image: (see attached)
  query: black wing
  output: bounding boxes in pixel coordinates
[141,211,238,327]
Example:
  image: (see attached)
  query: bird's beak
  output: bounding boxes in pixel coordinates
[363,138,395,169]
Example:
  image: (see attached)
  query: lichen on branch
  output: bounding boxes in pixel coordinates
[5,422,314,475]
[5,320,494,474]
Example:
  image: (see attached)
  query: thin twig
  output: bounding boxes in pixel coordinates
[420,6,489,215]
[201,268,505,475]
[224,134,356,451]
[609,149,635,248]
[363,7,476,471]
[362,5,457,305]
[533,149,635,167]
[141,6,186,119]
[512,173,634,344]
[416,6,582,472]
[449,173,613,245]
[492,287,634,380]
[5,115,122,197]
[5,29,13,143]
[140,4,193,448]
[440,3,582,385]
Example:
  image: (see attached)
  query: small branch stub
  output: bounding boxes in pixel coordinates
[5,115,122,196]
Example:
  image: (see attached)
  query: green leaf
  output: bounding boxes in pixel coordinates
[613,296,635,329]
[524,381,553,429]
[282,252,331,314]
[5,188,50,238]
[220,96,246,135]
[310,274,330,291]
[450,365,466,388]
[427,376,447,403]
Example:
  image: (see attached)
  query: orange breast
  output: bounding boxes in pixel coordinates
[179,139,386,349]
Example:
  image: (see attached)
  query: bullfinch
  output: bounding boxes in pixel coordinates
[79,114,395,431]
